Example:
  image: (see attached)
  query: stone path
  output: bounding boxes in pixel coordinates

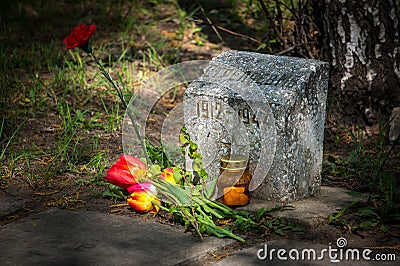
[213,239,398,266]
[1,186,398,265]
[0,208,233,265]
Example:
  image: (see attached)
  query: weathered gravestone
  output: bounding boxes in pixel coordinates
[184,51,328,202]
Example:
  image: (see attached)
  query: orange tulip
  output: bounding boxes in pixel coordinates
[160,168,177,185]
[105,155,146,189]
[127,182,160,213]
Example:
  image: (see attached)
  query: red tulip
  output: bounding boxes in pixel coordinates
[127,183,160,213]
[160,168,177,185]
[105,155,146,189]
[64,24,96,52]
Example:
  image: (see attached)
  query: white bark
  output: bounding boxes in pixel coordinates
[323,0,400,114]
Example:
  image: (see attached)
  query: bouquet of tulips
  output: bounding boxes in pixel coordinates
[64,24,258,242]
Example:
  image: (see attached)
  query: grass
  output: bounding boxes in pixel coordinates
[0,0,214,192]
[323,126,400,233]
[323,128,399,200]
[0,0,399,239]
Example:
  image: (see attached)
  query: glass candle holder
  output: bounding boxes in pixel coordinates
[217,155,251,206]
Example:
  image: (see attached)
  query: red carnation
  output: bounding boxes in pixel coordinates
[64,24,96,52]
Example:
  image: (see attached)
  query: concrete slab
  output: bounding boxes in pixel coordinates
[0,193,26,218]
[1,187,397,265]
[0,208,234,265]
[239,186,358,226]
[212,239,399,265]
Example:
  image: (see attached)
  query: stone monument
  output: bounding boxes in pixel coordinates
[184,51,328,202]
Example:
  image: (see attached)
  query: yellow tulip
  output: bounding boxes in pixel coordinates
[160,168,177,185]
[127,183,160,213]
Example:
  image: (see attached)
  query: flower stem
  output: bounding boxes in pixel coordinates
[198,216,245,242]
[181,207,203,240]
[152,200,169,212]
[89,53,151,165]
[149,180,182,205]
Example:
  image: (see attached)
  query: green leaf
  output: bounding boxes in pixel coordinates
[148,164,161,175]
[172,166,183,184]
[206,226,226,238]
[163,181,192,205]
[359,220,379,229]
[265,205,285,212]
[200,202,224,219]
[380,224,388,232]
[103,184,128,202]
[256,43,267,51]
[329,208,346,222]
[257,208,266,218]
[189,141,198,153]
[179,132,190,145]
[205,176,218,199]
[356,207,379,218]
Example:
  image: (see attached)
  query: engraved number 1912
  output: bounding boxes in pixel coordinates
[196,99,222,120]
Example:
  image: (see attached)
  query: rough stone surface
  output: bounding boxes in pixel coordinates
[2,187,397,265]
[213,239,399,266]
[0,193,26,218]
[184,50,329,202]
[238,186,357,227]
[0,208,233,265]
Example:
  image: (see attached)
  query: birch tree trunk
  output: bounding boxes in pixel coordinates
[316,0,400,126]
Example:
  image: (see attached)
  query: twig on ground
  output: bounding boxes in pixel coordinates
[195,0,226,46]
[275,41,316,56]
[188,18,263,45]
